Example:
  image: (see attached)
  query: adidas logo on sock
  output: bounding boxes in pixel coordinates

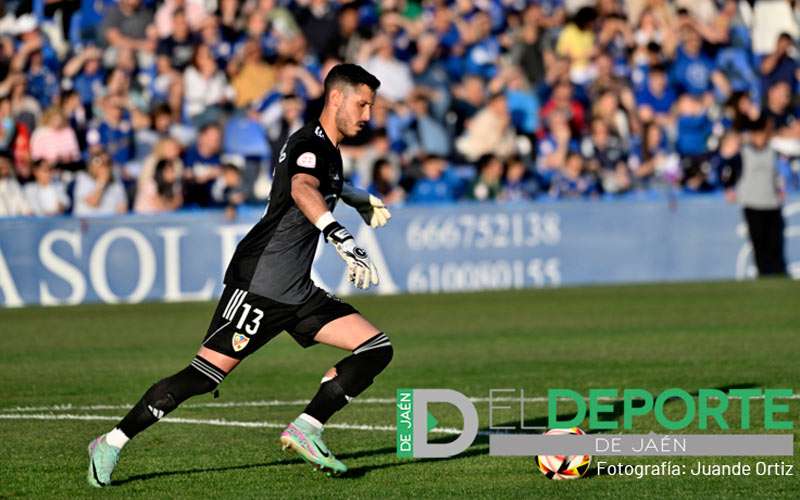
[148,405,164,419]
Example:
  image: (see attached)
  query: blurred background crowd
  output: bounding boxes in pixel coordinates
[0,0,799,218]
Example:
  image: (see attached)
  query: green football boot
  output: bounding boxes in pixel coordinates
[280,418,348,476]
[87,435,121,487]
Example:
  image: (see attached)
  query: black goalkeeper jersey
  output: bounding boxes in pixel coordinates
[223,120,344,304]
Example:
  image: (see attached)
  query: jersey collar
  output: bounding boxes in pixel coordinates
[313,120,339,150]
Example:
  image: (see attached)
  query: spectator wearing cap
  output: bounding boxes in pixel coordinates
[456,91,517,162]
[73,153,128,216]
[24,159,70,216]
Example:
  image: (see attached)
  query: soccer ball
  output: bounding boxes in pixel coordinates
[535,427,591,480]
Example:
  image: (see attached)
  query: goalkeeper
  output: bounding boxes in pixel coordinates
[86,64,393,485]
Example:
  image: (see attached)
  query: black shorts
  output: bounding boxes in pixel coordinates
[202,286,359,359]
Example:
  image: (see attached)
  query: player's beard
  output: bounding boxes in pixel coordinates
[335,107,361,138]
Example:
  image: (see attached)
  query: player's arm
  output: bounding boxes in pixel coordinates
[291,174,379,289]
[339,183,392,228]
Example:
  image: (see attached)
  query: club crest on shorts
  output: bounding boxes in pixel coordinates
[297,152,316,168]
[232,332,250,352]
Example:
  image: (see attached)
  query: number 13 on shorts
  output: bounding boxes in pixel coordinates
[236,304,264,335]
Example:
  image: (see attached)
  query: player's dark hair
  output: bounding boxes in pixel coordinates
[323,64,380,101]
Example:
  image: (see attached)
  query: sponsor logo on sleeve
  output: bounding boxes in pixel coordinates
[297,152,317,169]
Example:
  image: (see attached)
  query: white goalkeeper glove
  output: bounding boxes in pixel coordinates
[322,221,379,289]
[361,194,391,228]
[341,184,392,228]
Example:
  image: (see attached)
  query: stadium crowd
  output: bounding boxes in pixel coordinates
[0,0,799,217]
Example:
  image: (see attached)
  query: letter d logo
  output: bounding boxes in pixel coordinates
[396,389,478,458]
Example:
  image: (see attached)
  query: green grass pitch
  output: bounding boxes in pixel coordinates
[1,280,798,498]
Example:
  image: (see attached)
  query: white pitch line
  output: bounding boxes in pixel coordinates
[1,397,547,413]
[4,394,798,414]
[0,413,469,434]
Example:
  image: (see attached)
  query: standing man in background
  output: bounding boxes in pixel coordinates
[724,116,787,276]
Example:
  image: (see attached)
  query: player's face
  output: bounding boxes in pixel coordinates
[336,84,375,138]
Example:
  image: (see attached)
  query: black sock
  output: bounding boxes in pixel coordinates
[303,333,393,424]
[303,379,350,425]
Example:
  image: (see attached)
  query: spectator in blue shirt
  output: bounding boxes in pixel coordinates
[675,94,712,158]
[87,97,134,166]
[401,92,451,159]
[25,50,59,109]
[759,33,798,93]
[670,28,714,96]
[182,122,222,206]
[499,156,539,201]
[636,64,676,125]
[63,46,106,107]
[407,154,460,204]
[549,151,600,199]
[464,12,500,80]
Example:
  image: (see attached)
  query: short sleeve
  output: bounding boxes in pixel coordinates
[286,139,325,181]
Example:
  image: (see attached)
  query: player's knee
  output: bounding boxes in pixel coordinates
[143,356,225,419]
[334,332,392,396]
[349,332,392,370]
